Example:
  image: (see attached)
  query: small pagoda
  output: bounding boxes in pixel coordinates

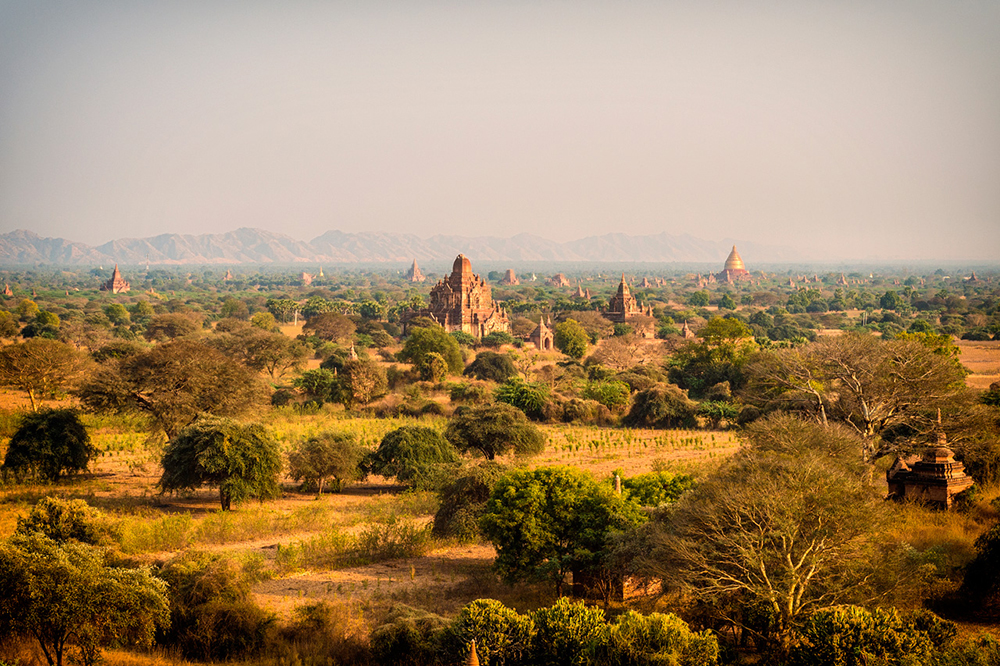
[100,265,130,294]
[886,433,974,509]
[528,317,554,351]
[498,269,519,286]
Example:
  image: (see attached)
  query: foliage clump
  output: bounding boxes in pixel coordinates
[288,431,364,497]
[363,426,459,488]
[2,409,95,482]
[445,402,545,460]
[159,417,282,511]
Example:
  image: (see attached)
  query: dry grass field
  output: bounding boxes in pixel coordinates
[958,339,1000,388]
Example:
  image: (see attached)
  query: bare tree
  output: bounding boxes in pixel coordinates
[0,339,88,411]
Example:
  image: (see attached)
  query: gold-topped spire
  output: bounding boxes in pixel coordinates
[724,245,745,272]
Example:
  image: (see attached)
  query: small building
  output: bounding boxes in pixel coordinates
[548,273,571,287]
[100,265,130,294]
[2,284,12,297]
[406,259,426,283]
[528,317,554,351]
[886,436,974,509]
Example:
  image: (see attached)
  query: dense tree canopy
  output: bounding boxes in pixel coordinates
[397,325,464,374]
[464,351,518,383]
[2,409,95,482]
[554,319,589,359]
[480,466,644,595]
[364,426,459,488]
[444,402,545,460]
[288,432,364,497]
[0,533,170,666]
[159,417,282,510]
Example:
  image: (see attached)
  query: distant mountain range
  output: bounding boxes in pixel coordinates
[0,228,800,265]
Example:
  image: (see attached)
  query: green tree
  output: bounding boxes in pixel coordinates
[398,326,464,374]
[0,310,20,338]
[2,409,95,482]
[789,606,933,666]
[0,338,88,411]
[0,533,169,666]
[364,426,459,488]
[250,311,278,331]
[530,598,608,666]
[220,298,249,320]
[464,351,518,383]
[718,293,737,310]
[78,340,268,438]
[294,368,340,405]
[600,610,719,666]
[688,290,710,307]
[103,303,131,327]
[22,310,61,338]
[302,312,355,342]
[445,403,545,460]
[554,319,589,359]
[667,317,757,397]
[288,432,364,497]
[480,466,644,595]
[159,417,282,510]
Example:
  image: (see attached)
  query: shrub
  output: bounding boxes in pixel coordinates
[582,380,631,412]
[433,462,511,542]
[464,351,518,383]
[2,409,95,482]
[531,598,608,666]
[449,381,492,405]
[620,471,696,507]
[494,377,550,420]
[369,605,449,666]
[601,610,719,666]
[622,384,698,429]
[443,599,535,666]
[15,497,109,546]
[398,326,464,375]
[364,426,459,489]
[561,398,613,425]
[789,606,933,666]
[159,552,275,661]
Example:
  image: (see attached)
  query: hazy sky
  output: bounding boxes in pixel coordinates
[1,1,998,260]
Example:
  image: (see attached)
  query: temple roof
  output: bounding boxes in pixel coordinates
[724,246,745,272]
[617,273,631,296]
[453,254,472,275]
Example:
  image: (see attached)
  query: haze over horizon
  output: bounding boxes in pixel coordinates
[1,1,998,262]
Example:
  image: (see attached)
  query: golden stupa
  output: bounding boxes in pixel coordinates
[717,245,751,282]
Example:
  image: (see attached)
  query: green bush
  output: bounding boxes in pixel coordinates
[790,606,933,666]
[464,351,518,383]
[531,598,608,666]
[2,409,95,482]
[364,426,459,489]
[601,610,719,666]
[494,378,550,421]
[15,497,110,546]
[619,471,695,507]
[445,403,545,460]
[443,599,535,666]
[582,380,631,412]
[370,605,450,666]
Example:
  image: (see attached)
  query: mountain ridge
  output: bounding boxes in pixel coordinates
[0,228,800,265]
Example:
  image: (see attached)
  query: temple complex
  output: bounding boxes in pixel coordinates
[406,259,426,282]
[498,269,519,286]
[716,246,752,283]
[100,265,130,294]
[405,255,510,338]
[886,433,974,509]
